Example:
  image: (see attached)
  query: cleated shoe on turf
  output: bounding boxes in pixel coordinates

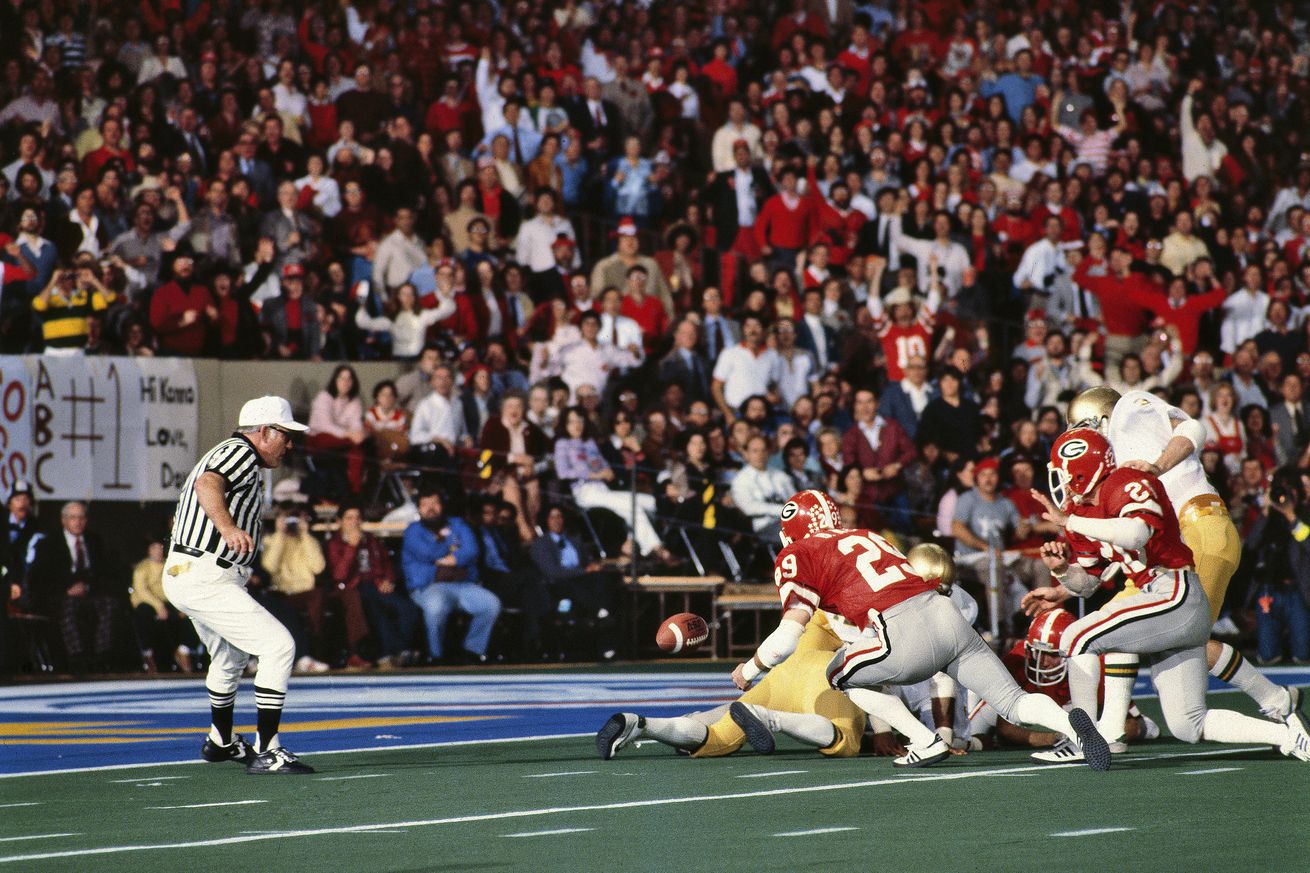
[1070,707,1111,771]
[729,702,776,755]
[1139,713,1161,741]
[1031,737,1085,765]
[1107,740,1129,755]
[893,735,950,768]
[201,732,255,765]
[246,746,315,775]
[1281,710,1310,762]
[596,712,643,761]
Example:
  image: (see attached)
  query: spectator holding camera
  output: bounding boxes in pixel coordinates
[259,507,331,673]
[1251,472,1310,664]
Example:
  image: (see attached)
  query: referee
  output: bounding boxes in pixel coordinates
[163,396,314,775]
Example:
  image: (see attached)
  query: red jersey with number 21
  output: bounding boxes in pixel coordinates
[1065,467,1192,590]
[773,529,937,636]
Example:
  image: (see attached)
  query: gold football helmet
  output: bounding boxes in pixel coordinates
[907,542,955,596]
[1066,386,1122,434]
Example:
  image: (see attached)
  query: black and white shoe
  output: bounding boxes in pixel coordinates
[1069,707,1111,771]
[893,735,950,768]
[245,746,315,775]
[729,702,776,755]
[596,712,642,761]
[201,733,255,765]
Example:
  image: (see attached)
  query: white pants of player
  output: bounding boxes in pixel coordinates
[571,481,662,555]
[161,548,295,696]
[1059,569,1284,744]
[826,592,1033,726]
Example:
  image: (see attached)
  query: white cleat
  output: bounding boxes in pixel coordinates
[1280,710,1310,762]
[596,712,643,760]
[893,735,950,768]
[1107,741,1129,755]
[1032,737,1086,765]
[1139,713,1160,741]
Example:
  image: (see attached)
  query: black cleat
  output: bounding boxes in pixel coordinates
[245,746,315,775]
[596,712,642,761]
[201,733,255,765]
[1069,707,1111,772]
[729,702,776,755]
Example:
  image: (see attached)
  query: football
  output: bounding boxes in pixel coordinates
[656,612,710,654]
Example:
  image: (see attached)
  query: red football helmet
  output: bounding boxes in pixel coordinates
[1048,427,1115,510]
[1025,608,1076,687]
[779,490,844,546]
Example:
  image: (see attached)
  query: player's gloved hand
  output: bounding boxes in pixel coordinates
[1120,459,1161,476]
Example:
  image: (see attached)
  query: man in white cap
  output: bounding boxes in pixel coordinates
[162,396,314,775]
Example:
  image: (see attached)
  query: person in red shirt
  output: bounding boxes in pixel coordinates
[81,116,135,183]
[754,164,815,272]
[1129,270,1227,355]
[619,264,667,352]
[728,489,1108,770]
[701,40,738,99]
[811,181,866,269]
[149,246,214,357]
[869,283,936,382]
[1072,246,1150,372]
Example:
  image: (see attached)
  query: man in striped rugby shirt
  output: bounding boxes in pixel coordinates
[162,396,314,775]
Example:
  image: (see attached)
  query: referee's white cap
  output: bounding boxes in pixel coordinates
[239,395,308,431]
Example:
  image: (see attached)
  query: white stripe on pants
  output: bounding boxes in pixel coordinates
[161,551,295,696]
[572,481,662,555]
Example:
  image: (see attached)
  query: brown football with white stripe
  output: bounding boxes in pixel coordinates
[656,612,709,653]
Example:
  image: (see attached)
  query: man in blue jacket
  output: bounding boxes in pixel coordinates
[402,487,501,664]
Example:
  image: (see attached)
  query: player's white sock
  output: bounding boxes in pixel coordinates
[1013,692,1076,742]
[1200,709,1287,746]
[845,688,937,746]
[747,706,837,748]
[641,716,708,751]
[1067,653,1101,716]
[1210,641,1290,718]
[1097,653,1138,742]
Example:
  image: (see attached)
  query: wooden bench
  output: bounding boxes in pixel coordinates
[716,586,782,658]
[627,575,725,658]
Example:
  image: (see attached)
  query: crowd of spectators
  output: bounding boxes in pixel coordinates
[6,0,1310,666]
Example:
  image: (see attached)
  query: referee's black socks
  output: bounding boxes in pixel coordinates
[254,685,287,753]
[207,687,237,746]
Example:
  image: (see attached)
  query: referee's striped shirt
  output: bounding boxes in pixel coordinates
[171,434,265,567]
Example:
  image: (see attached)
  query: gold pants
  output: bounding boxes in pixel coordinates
[694,618,865,758]
[1109,494,1240,624]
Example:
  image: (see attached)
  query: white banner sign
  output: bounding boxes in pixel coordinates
[0,356,198,502]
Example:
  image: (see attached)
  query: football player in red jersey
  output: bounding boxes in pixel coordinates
[968,608,1160,749]
[1023,429,1310,764]
[732,489,1112,770]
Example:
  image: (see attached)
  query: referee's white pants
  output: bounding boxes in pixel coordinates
[572,482,661,555]
[162,551,295,696]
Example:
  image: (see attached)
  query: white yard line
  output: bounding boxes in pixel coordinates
[522,771,596,779]
[0,804,39,809]
[146,800,267,810]
[773,827,857,837]
[0,835,81,844]
[316,774,390,782]
[109,776,191,784]
[0,745,1266,865]
[736,770,809,779]
[1178,767,1243,776]
[1051,827,1136,838]
[502,828,595,838]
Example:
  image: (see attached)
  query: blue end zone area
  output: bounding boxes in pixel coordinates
[4,665,1308,776]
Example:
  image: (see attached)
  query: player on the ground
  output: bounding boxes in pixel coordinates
[1067,387,1300,745]
[968,607,1160,749]
[162,396,314,775]
[1023,428,1310,764]
[595,544,966,760]
[731,489,1110,770]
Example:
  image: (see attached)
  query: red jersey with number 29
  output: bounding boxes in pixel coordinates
[773,529,938,636]
[1065,467,1193,589]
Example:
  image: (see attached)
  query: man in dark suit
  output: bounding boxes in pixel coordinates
[854,187,902,281]
[471,497,551,659]
[569,77,623,162]
[3,481,40,610]
[27,501,126,672]
[878,355,933,441]
[699,286,740,363]
[1271,372,1310,467]
[795,287,839,373]
[708,140,773,257]
[529,506,619,659]
[657,318,712,404]
[233,132,276,207]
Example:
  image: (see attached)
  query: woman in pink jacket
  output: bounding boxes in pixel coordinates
[307,364,367,495]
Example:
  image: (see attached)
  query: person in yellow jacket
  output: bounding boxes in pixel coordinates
[259,509,329,673]
[129,540,198,672]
